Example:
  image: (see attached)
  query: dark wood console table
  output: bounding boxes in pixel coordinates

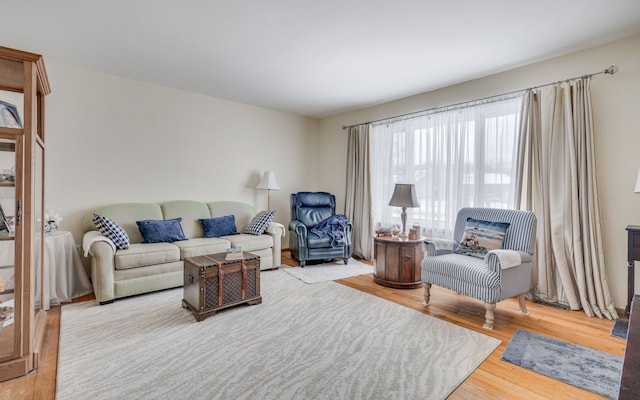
[625,226,640,316]
[619,295,640,399]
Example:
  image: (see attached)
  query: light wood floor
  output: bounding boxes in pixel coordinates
[0,252,626,399]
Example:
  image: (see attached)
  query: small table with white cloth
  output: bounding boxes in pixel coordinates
[0,230,92,309]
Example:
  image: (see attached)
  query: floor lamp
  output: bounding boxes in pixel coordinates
[388,183,420,238]
[256,171,280,209]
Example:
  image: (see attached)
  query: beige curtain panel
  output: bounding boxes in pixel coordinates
[519,79,617,320]
[345,124,374,260]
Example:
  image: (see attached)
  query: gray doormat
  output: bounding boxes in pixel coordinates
[611,318,629,339]
[501,329,622,399]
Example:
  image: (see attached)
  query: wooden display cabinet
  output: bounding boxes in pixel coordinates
[0,45,51,382]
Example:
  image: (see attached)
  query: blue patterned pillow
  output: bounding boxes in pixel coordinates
[92,213,130,250]
[243,210,276,235]
[199,215,238,238]
[454,217,510,259]
[136,218,187,243]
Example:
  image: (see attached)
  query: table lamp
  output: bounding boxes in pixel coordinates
[388,183,420,238]
[256,171,280,209]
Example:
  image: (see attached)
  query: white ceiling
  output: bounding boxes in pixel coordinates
[2,1,640,118]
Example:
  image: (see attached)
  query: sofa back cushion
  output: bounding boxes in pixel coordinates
[82,203,163,244]
[208,201,256,232]
[84,200,262,245]
[161,200,211,239]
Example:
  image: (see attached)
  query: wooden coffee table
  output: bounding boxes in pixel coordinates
[182,252,262,321]
[373,236,424,289]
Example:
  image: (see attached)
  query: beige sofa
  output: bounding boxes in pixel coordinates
[81,200,284,304]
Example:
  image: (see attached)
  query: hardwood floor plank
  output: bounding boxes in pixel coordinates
[0,251,626,399]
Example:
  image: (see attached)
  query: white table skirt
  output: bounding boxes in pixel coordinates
[0,230,93,309]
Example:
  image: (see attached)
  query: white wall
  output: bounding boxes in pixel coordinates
[42,61,320,248]
[318,34,640,312]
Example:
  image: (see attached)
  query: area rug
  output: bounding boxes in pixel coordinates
[57,270,500,400]
[611,318,629,339]
[501,329,622,399]
[283,257,373,284]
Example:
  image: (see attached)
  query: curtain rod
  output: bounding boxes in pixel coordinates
[341,65,619,130]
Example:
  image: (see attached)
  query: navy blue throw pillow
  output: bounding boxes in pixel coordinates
[136,218,187,243]
[199,215,238,238]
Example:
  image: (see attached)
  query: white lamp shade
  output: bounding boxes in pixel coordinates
[256,171,280,191]
[635,167,640,193]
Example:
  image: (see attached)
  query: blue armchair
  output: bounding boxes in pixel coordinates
[421,207,537,330]
[289,192,353,267]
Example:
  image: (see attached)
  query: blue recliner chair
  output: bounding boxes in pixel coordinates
[289,192,353,267]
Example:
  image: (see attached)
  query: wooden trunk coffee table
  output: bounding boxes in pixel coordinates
[182,252,262,321]
[373,236,424,289]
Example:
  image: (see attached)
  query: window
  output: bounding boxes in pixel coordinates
[370,94,524,238]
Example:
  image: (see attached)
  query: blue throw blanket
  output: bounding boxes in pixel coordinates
[311,214,349,248]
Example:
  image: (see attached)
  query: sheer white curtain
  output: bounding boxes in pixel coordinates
[371,95,524,238]
[519,79,617,319]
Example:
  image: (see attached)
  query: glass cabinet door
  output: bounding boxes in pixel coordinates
[0,136,17,361]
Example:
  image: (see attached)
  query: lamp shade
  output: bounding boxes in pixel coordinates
[388,183,419,208]
[256,171,280,191]
[635,167,640,193]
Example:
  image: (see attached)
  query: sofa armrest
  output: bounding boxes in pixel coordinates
[265,222,285,238]
[82,231,117,303]
[264,222,285,267]
[82,230,116,256]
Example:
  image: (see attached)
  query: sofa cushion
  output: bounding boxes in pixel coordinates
[207,201,256,232]
[92,213,130,250]
[114,243,181,270]
[83,203,164,244]
[225,233,273,252]
[136,218,187,243]
[244,210,276,235]
[172,237,231,259]
[199,215,238,238]
[161,200,211,239]
[306,231,333,249]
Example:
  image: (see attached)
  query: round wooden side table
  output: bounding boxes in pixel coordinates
[373,236,424,289]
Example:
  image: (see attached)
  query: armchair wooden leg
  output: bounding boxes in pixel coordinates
[483,303,496,330]
[518,293,529,315]
[423,283,432,306]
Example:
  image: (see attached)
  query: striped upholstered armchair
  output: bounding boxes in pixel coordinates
[421,207,537,330]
